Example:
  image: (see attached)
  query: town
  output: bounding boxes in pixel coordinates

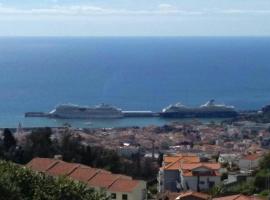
[1,105,270,200]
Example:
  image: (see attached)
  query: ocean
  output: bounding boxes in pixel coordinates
[0,36,270,128]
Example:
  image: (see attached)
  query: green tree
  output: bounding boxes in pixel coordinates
[0,160,108,200]
[3,128,16,151]
[22,127,55,163]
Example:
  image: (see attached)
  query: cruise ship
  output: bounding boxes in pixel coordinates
[161,100,238,118]
[48,104,124,119]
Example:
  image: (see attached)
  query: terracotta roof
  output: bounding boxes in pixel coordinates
[108,179,139,193]
[26,157,59,172]
[176,191,210,200]
[69,166,101,183]
[163,154,200,170]
[182,170,220,177]
[214,194,263,200]
[27,158,143,193]
[242,154,261,161]
[88,173,124,188]
[164,154,199,164]
[46,161,79,176]
[181,163,221,171]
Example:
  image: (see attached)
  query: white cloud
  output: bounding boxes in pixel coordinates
[158,4,177,11]
[0,4,269,17]
[0,4,203,16]
[218,9,270,15]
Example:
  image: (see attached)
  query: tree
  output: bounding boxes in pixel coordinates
[0,160,108,200]
[158,152,163,167]
[259,152,270,170]
[22,128,55,163]
[3,128,16,151]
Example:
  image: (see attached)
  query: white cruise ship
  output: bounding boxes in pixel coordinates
[162,102,190,113]
[161,100,237,118]
[49,103,124,119]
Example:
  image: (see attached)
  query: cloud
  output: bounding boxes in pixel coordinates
[158,4,177,11]
[0,4,269,17]
[0,4,203,16]
[218,9,270,15]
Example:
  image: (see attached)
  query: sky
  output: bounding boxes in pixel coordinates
[0,0,270,36]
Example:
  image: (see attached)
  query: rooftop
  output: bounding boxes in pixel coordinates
[26,157,143,193]
[176,191,210,200]
[214,194,263,200]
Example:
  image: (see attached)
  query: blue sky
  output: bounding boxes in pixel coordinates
[0,0,270,36]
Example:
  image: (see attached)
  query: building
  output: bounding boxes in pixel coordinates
[27,157,147,200]
[238,154,262,172]
[175,191,210,200]
[158,154,221,193]
[157,191,210,200]
[213,194,263,200]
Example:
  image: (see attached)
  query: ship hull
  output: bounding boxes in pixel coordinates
[160,111,238,118]
[49,113,124,119]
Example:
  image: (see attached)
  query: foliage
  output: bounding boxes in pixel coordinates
[0,160,107,200]
[0,128,158,180]
[259,152,270,170]
[210,180,256,197]
[22,127,56,162]
[3,128,17,151]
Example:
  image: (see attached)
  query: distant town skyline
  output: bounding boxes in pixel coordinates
[0,0,270,36]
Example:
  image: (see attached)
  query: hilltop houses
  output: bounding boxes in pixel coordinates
[158,154,221,193]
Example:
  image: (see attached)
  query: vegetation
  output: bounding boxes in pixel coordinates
[0,160,107,200]
[0,127,158,180]
[211,152,270,197]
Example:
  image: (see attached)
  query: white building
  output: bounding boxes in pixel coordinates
[158,154,221,193]
[238,154,262,172]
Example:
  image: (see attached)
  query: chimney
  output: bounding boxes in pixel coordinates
[54,155,63,160]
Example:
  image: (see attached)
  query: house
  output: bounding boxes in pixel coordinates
[157,191,210,200]
[213,194,263,200]
[158,154,221,193]
[218,154,240,166]
[175,191,210,200]
[27,158,147,200]
[180,163,221,192]
[238,154,262,172]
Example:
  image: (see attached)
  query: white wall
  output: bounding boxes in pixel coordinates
[108,181,147,200]
[183,176,221,191]
[239,159,259,171]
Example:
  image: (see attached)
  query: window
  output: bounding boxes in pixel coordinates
[122,194,128,200]
[111,193,116,199]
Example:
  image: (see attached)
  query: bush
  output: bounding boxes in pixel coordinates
[0,160,107,200]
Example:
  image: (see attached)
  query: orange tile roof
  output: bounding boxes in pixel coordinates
[68,166,100,183]
[181,163,221,171]
[243,154,261,161]
[108,179,139,193]
[46,161,79,176]
[182,170,220,177]
[176,191,210,200]
[164,154,199,164]
[214,194,263,200]
[27,158,142,193]
[88,173,124,188]
[26,157,59,172]
[163,154,200,170]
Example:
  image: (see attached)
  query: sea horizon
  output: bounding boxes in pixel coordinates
[1,36,270,128]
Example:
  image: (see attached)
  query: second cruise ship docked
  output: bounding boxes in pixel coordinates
[161,100,238,118]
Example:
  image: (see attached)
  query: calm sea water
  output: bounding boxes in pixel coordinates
[0,37,270,128]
